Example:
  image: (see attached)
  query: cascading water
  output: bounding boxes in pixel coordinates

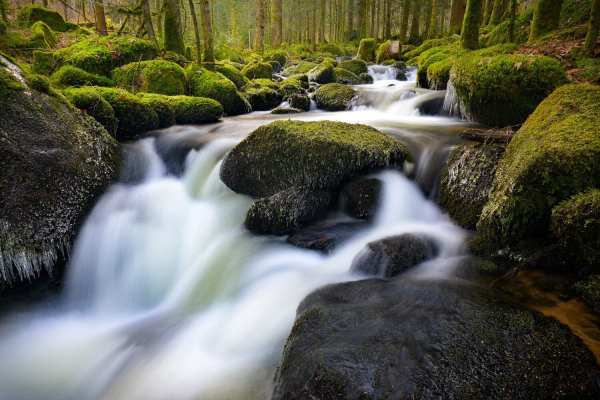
[0,65,475,400]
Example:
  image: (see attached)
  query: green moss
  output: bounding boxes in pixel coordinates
[93,87,159,138]
[186,63,251,115]
[529,0,565,42]
[31,50,56,75]
[338,59,368,75]
[63,87,119,135]
[331,67,362,85]
[214,64,246,89]
[307,60,334,84]
[248,78,280,91]
[112,60,186,95]
[483,9,533,46]
[560,0,593,28]
[50,65,115,88]
[29,21,58,49]
[416,45,457,88]
[573,49,600,85]
[271,106,303,114]
[451,53,566,126]
[551,189,600,274]
[375,40,402,64]
[574,275,600,312]
[402,38,456,61]
[356,38,376,62]
[17,4,68,32]
[162,1,184,55]
[320,43,345,57]
[51,34,158,77]
[242,87,281,111]
[136,93,176,128]
[281,61,318,77]
[427,59,454,90]
[241,62,273,80]
[220,120,409,199]
[167,95,223,124]
[24,73,50,93]
[265,50,289,67]
[478,84,600,245]
[406,56,419,66]
[279,79,305,100]
[313,83,356,111]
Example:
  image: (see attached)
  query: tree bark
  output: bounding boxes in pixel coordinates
[449,0,466,32]
[142,0,156,40]
[409,0,421,42]
[199,0,214,62]
[271,0,282,46]
[319,0,326,43]
[187,0,201,60]
[482,0,493,25]
[488,0,504,25]
[528,0,564,42]
[94,0,108,36]
[584,0,600,55]
[254,0,265,55]
[460,0,484,49]
[424,0,433,36]
[359,0,368,39]
[312,2,317,51]
[399,0,411,42]
[163,0,185,55]
[507,0,517,42]
[429,0,439,38]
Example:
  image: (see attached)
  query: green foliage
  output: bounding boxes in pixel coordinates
[338,59,368,75]
[215,64,246,89]
[574,275,600,312]
[551,189,600,274]
[63,87,119,135]
[51,65,115,88]
[112,60,187,96]
[560,0,593,28]
[185,63,251,115]
[573,49,600,85]
[478,84,600,245]
[451,53,566,126]
[52,34,158,77]
[17,4,68,32]
[356,38,376,62]
[164,95,223,124]
[241,62,273,79]
[313,83,356,111]
[136,93,176,128]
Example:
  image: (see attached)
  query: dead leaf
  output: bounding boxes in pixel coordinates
[119,94,126,100]
[81,109,87,114]
[514,61,522,70]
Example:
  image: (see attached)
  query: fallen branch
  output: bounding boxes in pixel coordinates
[460,128,516,144]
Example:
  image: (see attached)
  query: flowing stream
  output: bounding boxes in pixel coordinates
[0,66,589,399]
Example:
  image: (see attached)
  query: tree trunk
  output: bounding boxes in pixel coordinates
[186,0,201,60]
[254,0,265,55]
[528,0,564,42]
[488,0,504,25]
[163,0,185,55]
[399,0,411,42]
[94,0,108,36]
[424,0,434,36]
[143,0,156,40]
[429,0,439,38]
[409,0,421,42]
[449,0,466,32]
[42,0,48,7]
[482,0,493,24]
[507,0,517,42]
[312,2,317,51]
[271,0,282,46]
[384,0,391,39]
[584,0,600,55]
[359,0,368,39]
[460,0,484,49]
[319,0,326,43]
[63,1,68,21]
[199,0,214,62]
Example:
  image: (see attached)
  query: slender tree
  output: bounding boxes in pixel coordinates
[528,0,564,42]
[254,0,265,55]
[358,0,368,39]
[163,0,185,54]
[584,0,600,55]
[507,0,517,42]
[460,0,484,49]
[312,2,317,51]
[429,0,439,38]
[399,0,411,42]
[187,0,201,60]
[319,0,326,43]
[199,0,214,62]
[271,0,282,46]
[142,0,156,40]
[409,0,421,42]
[449,0,466,33]
[0,0,8,21]
[94,0,108,36]
[482,0,493,25]
[488,0,505,25]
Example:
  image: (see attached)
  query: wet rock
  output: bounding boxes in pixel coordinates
[264,51,288,69]
[417,96,445,116]
[351,234,439,278]
[395,70,407,81]
[273,278,600,400]
[245,187,332,235]
[279,79,306,99]
[307,60,334,84]
[356,38,376,62]
[220,120,407,199]
[313,83,357,111]
[242,87,281,111]
[359,73,374,84]
[267,60,282,74]
[438,143,503,229]
[0,58,120,283]
[341,178,381,219]
[375,40,401,64]
[287,94,310,111]
[391,61,407,72]
[241,62,273,80]
[287,220,368,252]
[271,107,303,114]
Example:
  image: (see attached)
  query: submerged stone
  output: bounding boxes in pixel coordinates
[287,220,368,252]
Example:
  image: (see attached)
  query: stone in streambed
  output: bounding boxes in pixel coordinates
[341,178,381,219]
[287,94,310,111]
[271,107,303,114]
[307,60,334,84]
[287,220,368,252]
[313,83,357,111]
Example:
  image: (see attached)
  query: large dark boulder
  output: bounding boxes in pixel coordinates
[273,278,600,400]
[351,234,439,278]
[0,56,120,283]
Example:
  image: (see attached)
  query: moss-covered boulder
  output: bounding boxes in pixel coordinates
[338,59,368,75]
[280,79,305,99]
[356,38,376,62]
[281,61,318,77]
[241,62,273,80]
[351,234,439,278]
[416,46,456,89]
[265,50,289,68]
[402,38,455,61]
[17,5,68,32]
[359,73,374,84]
[427,59,453,90]
[451,54,566,127]
[135,93,176,128]
[287,73,309,88]
[313,83,357,111]
[92,87,159,138]
[48,34,158,76]
[51,65,115,88]
[439,143,504,230]
[331,67,362,85]
[186,63,251,115]
[273,278,600,399]
[478,84,600,245]
[220,120,408,199]
[551,189,600,274]
[375,40,401,64]
[27,21,58,49]
[0,56,120,283]
[245,78,280,91]
[166,95,223,125]
[307,60,334,84]
[111,60,187,96]
[242,87,281,111]
[214,64,246,89]
[245,187,333,235]
[271,107,303,114]
[63,87,119,135]
[288,93,310,111]
[341,178,381,219]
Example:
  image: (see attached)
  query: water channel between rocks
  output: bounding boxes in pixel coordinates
[0,67,597,400]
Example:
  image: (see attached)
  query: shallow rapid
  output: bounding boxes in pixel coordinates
[0,67,475,400]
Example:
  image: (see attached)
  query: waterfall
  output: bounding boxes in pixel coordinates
[442,80,459,117]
